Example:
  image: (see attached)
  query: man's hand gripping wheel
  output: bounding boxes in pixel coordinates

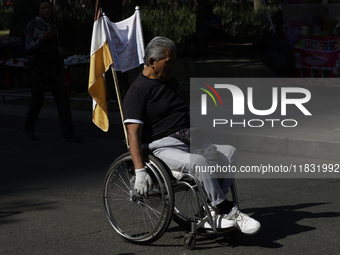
[134,168,153,197]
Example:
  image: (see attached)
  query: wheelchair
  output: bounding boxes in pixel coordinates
[103,151,239,250]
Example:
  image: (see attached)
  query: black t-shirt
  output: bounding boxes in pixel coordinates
[123,73,190,143]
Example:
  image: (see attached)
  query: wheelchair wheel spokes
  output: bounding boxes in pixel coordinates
[103,153,174,244]
[173,181,203,228]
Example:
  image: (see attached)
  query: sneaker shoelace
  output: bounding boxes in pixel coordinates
[234,212,251,227]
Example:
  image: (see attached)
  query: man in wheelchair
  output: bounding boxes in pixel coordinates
[123,36,260,235]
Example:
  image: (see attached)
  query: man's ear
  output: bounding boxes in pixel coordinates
[148,57,155,68]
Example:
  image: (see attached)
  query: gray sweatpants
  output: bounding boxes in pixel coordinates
[148,137,237,207]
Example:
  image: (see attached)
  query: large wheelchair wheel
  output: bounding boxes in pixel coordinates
[173,176,204,228]
[103,152,174,244]
[173,177,239,229]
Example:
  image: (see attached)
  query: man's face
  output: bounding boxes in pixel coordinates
[151,49,176,82]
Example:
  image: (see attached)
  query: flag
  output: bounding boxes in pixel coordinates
[88,1,112,132]
[88,1,145,131]
[105,7,145,73]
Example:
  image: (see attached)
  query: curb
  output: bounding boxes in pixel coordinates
[1,104,339,161]
[206,132,340,161]
[0,104,125,140]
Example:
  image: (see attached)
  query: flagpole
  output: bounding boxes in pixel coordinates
[110,5,142,149]
[89,5,144,146]
[111,66,129,148]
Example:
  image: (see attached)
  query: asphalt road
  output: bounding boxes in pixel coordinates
[1,128,340,255]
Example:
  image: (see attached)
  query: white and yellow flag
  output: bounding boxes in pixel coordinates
[106,7,145,73]
[88,3,144,131]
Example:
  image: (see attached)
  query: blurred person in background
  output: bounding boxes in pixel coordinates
[23,0,81,142]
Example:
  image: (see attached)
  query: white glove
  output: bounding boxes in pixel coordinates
[134,168,153,196]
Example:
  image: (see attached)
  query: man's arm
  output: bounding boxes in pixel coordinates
[126,123,153,196]
[126,123,144,169]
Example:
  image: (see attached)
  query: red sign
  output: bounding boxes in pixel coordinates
[292,36,340,78]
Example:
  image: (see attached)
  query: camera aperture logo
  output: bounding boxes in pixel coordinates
[198,82,223,114]
[197,83,312,128]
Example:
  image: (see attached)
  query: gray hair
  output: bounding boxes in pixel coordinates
[144,36,176,66]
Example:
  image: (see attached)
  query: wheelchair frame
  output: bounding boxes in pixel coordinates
[103,151,239,250]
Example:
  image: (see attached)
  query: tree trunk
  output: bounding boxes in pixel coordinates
[254,0,262,13]
[195,0,205,33]
[55,0,71,12]
[170,0,179,10]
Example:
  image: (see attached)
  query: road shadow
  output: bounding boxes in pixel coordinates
[0,199,57,225]
[153,202,340,250]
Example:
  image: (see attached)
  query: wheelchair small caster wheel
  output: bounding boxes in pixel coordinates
[183,233,196,250]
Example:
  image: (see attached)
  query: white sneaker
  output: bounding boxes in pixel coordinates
[231,208,261,235]
[202,206,236,229]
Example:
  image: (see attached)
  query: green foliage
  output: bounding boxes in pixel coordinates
[213,1,276,25]
[213,1,276,42]
[54,6,94,50]
[140,5,196,44]
[0,12,13,30]
[137,2,274,44]
[1,2,276,49]
[0,30,10,36]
